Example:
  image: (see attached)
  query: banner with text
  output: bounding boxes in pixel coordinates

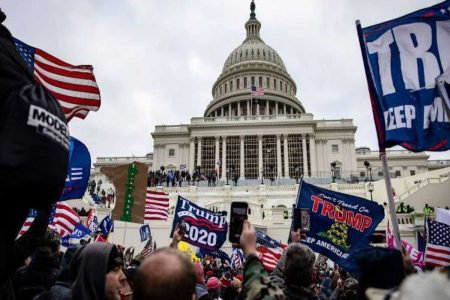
[359,0,450,151]
[171,196,227,250]
[294,181,384,273]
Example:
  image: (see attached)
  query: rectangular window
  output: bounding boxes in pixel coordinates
[237,78,240,89]
[266,77,270,88]
[225,83,227,93]
[251,76,255,87]
[245,136,258,179]
[169,149,175,157]
[273,79,277,90]
[332,144,339,153]
[230,81,233,92]
[410,170,416,176]
[244,77,247,88]
[259,76,262,87]
[395,170,401,177]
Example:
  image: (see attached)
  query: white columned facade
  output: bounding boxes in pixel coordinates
[237,101,241,116]
[240,135,245,179]
[266,101,269,115]
[276,134,282,179]
[302,135,309,176]
[189,138,195,171]
[221,136,227,180]
[310,135,317,177]
[197,137,202,168]
[247,101,250,116]
[283,134,289,178]
[215,136,220,174]
[228,104,232,116]
[275,102,279,115]
[258,135,263,179]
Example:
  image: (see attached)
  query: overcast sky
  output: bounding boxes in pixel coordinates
[2,0,449,162]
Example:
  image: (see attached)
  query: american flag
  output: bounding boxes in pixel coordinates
[425,219,450,267]
[231,248,244,269]
[140,236,155,257]
[49,202,81,237]
[251,86,264,96]
[256,230,285,271]
[145,189,169,221]
[18,209,38,237]
[14,38,101,121]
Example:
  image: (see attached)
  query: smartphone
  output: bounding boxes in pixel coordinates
[293,208,310,233]
[229,202,248,243]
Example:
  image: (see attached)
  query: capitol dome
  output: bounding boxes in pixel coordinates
[204,1,305,117]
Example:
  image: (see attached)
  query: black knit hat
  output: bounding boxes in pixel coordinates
[0,8,6,23]
[355,247,405,300]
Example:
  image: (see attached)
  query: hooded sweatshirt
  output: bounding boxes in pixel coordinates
[71,243,120,300]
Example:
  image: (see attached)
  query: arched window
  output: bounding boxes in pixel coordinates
[285,83,288,93]
[273,79,277,90]
[251,76,255,87]
[244,77,247,88]
[237,78,240,89]
[225,83,227,93]
[220,86,223,95]
[279,80,282,91]
[230,80,233,92]
[258,76,262,87]
[266,77,270,88]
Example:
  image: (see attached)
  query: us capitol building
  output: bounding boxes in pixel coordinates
[89,2,449,251]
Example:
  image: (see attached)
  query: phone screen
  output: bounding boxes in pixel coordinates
[229,203,248,243]
[294,208,310,232]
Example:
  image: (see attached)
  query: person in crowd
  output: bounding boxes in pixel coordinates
[239,220,284,299]
[133,247,197,300]
[206,277,222,300]
[194,262,213,300]
[13,229,61,300]
[37,244,82,300]
[423,203,434,213]
[71,243,130,300]
[354,247,406,300]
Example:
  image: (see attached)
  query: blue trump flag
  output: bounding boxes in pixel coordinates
[61,222,92,247]
[358,0,450,152]
[171,196,227,250]
[60,136,91,201]
[99,214,114,238]
[294,181,384,273]
[140,224,151,242]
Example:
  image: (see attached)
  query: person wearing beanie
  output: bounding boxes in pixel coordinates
[355,247,405,300]
[13,229,62,299]
[71,243,130,300]
[207,276,222,300]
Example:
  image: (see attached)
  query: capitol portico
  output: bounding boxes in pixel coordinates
[151,2,357,182]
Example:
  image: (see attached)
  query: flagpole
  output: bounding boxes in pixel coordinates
[380,152,402,250]
[355,20,402,250]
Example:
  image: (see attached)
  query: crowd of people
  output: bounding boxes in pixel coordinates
[147,168,227,187]
[2,215,449,300]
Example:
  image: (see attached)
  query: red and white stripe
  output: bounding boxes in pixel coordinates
[18,215,36,237]
[145,189,169,221]
[257,245,282,272]
[425,244,450,267]
[33,48,101,121]
[49,202,80,236]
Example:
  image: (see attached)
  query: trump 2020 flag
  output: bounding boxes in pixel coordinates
[60,137,91,201]
[358,1,450,151]
[294,181,384,273]
[140,224,151,242]
[171,196,227,250]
